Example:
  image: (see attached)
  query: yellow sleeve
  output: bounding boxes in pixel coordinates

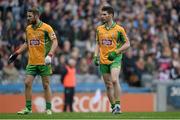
[119,27,128,42]
[46,25,57,41]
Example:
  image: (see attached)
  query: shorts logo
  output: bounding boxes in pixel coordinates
[102,39,112,45]
[30,39,40,45]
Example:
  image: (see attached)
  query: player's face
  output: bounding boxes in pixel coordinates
[100,11,111,24]
[27,12,36,25]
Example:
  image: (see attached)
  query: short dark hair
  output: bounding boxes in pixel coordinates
[102,6,114,16]
[27,7,40,15]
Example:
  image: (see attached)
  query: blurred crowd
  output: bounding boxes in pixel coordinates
[0,0,179,87]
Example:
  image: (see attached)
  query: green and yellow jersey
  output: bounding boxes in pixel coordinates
[96,22,127,64]
[26,21,56,65]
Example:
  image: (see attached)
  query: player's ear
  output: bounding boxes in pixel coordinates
[110,14,113,18]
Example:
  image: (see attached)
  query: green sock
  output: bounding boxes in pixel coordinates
[46,102,51,110]
[115,101,120,105]
[26,100,31,110]
[111,103,115,109]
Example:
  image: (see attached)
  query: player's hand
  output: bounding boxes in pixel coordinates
[45,53,52,65]
[93,56,99,66]
[8,52,19,64]
[108,51,117,61]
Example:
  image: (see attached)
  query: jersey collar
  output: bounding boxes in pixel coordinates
[104,21,116,30]
[32,21,43,29]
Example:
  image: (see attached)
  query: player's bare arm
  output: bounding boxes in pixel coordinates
[93,37,100,66]
[44,32,58,65]
[8,42,27,64]
[94,42,99,57]
[16,42,28,54]
[49,32,58,55]
[49,37,58,55]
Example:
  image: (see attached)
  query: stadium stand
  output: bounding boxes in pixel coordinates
[0,0,179,93]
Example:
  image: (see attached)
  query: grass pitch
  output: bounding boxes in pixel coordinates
[0,112,180,119]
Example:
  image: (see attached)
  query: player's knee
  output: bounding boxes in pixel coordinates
[25,80,32,88]
[43,82,49,90]
[111,78,118,83]
[106,85,112,90]
[105,81,113,90]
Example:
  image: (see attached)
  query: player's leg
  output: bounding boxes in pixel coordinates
[41,76,52,114]
[25,75,35,110]
[39,65,52,114]
[111,68,121,113]
[102,74,115,109]
[17,75,34,114]
[17,65,36,115]
[110,61,122,114]
[100,64,115,110]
